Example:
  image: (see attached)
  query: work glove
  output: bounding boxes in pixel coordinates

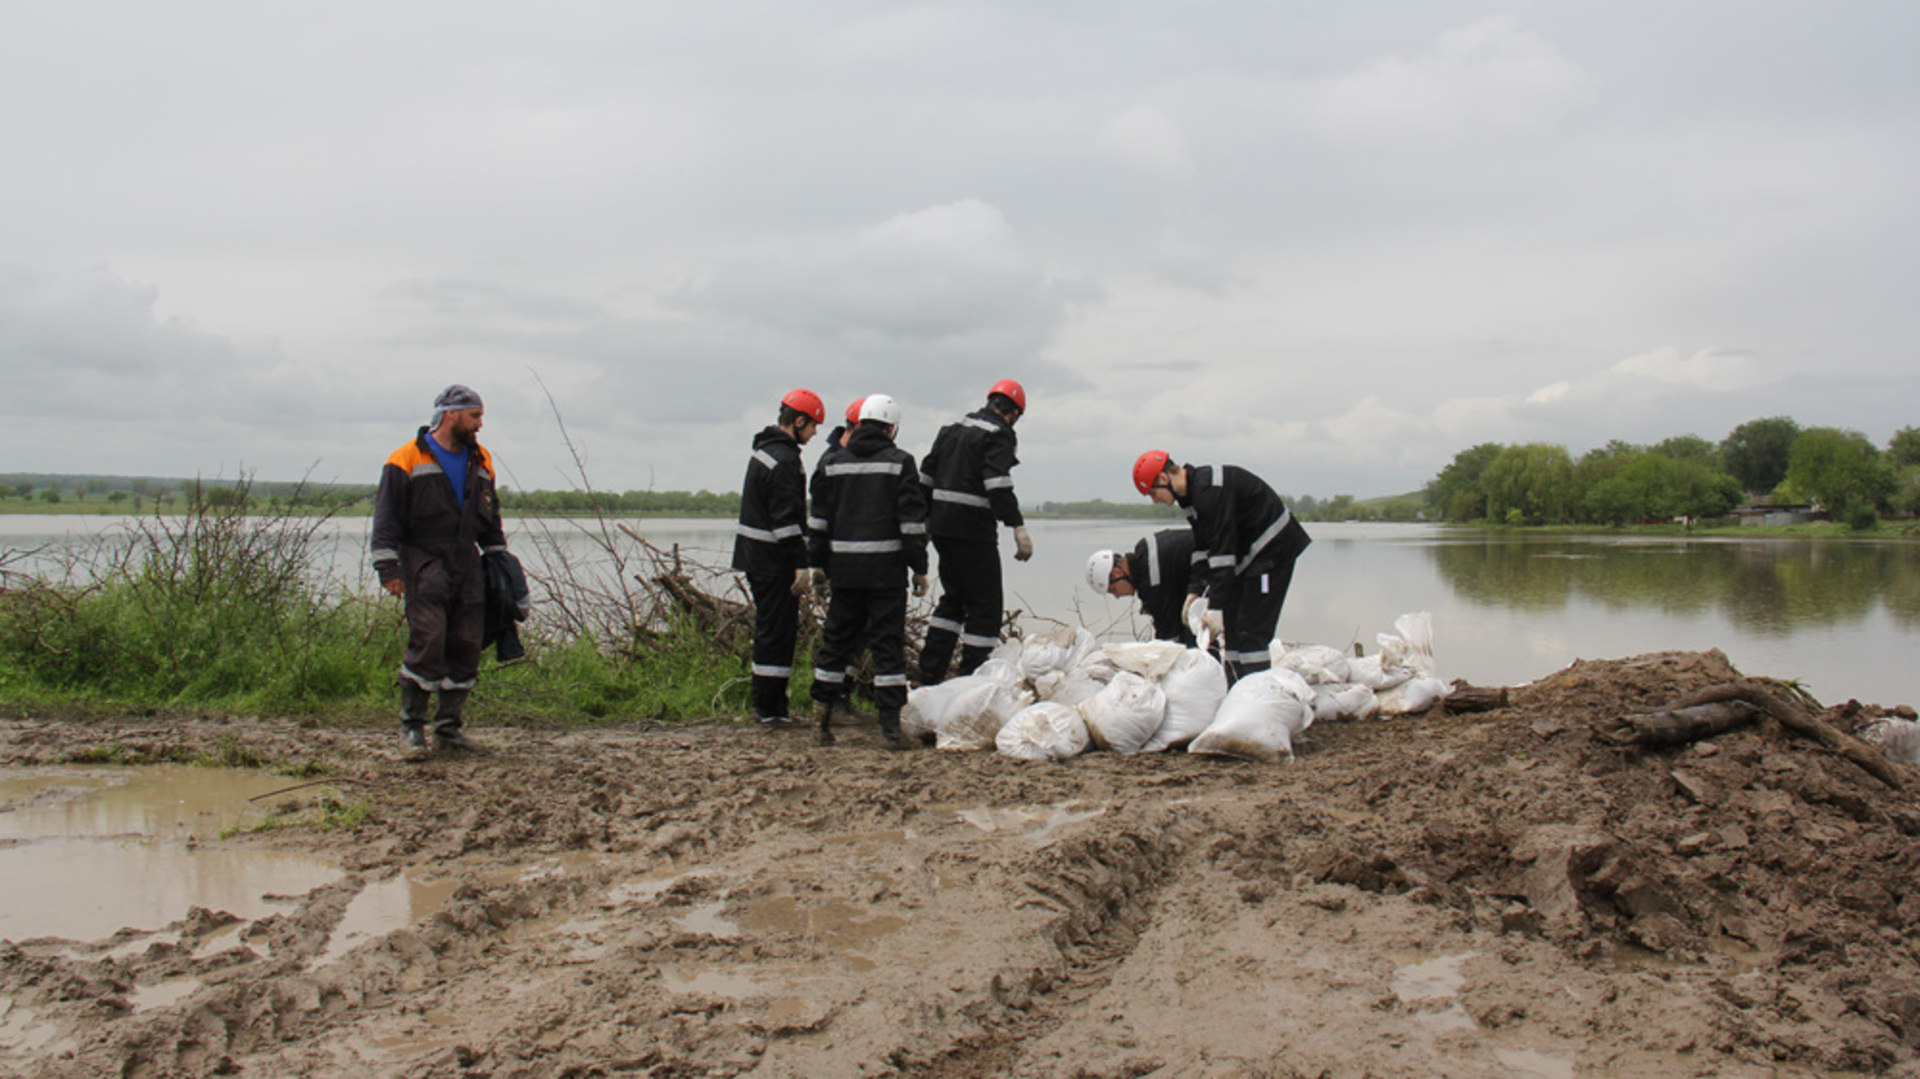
[811,568,830,595]
[791,568,810,597]
[912,573,930,597]
[1202,609,1225,635]
[1184,595,1211,640]
[1013,525,1033,562]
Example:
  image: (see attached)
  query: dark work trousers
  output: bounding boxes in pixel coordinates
[1218,558,1297,685]
[917,536,1003,683]
[812,585,910,720]
[747,572,801,719]
[402,568,485,691]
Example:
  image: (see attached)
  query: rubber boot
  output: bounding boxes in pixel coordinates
[829,698,872,726]
[878,713,911,751]
[814,701,836,747]
[433,689,477,751]
[399,682,432,750]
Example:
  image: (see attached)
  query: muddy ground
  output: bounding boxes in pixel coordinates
[6,650,1920,1078]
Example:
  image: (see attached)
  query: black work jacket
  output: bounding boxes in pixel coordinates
[1126,529,1201,645]
[920,407,1022,542]
[371,428,507,602]
[483,549,531,662]
[808,424,929,589]
[731,425,808,578]
[1176,463,1311,602]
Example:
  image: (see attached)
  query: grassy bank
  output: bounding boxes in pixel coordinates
[0,494,787,726]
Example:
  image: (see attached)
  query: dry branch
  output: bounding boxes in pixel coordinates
[1606,678,1909,790]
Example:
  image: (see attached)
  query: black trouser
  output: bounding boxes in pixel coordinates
[1219,558,1297,685]
[812,585,908,720]
[917,536,1002,683]
[747,572,801,719]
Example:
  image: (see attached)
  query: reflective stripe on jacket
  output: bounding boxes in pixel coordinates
[1177,464,1311,602]
[731,425,808,577]
[808,424,929,588]
[920,407,1022,542]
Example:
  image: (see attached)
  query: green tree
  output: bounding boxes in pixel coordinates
[1482,443,1576,525]
[1720,416,1800,497]
[1785,427,1895,520]
[12,482,31,499]
[41,489,61,504]
[1426,443,1504,522]
[1653,435,1720,468]
[1584,476,1646,525]
[1888,426,1920,467]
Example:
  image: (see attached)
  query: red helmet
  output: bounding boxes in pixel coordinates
[844,397,867,425]
[988,379,1026,414]
[781,388,825,425]
[1133,450,1172,496]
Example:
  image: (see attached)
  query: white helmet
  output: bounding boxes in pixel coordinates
[858,393,902,428]
[1085,549,1118,593]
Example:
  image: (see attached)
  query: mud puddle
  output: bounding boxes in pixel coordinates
[0,765,340,942]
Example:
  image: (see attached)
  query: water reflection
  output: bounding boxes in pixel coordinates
[1426,535,1920,633]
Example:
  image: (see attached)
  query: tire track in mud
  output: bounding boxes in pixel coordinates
[895,809,1193,1078]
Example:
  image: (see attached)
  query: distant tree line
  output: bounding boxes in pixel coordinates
[498,488,742,516]
[1426,417,1920,530]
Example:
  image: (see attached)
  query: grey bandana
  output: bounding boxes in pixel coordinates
[429,384,484,432]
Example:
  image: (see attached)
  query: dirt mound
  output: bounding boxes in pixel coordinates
[4,650,1920,1077]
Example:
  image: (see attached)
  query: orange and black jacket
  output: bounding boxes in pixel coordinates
[371,428,507,591]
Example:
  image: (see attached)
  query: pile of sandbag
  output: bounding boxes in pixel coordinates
[900,612,1450,765]
[1277,612,1451,722]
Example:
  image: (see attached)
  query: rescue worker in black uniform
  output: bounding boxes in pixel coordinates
[916,379,1031,684]
[731,388,823,727]
[808,394,929,748]
[1133,451,1312,684]
[372,384,509,750]
[1085,529,1204,646]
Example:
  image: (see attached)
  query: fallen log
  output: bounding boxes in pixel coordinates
[1609,700,1760,747]
[1443,682,1509,714]
[1613,678,1908,790]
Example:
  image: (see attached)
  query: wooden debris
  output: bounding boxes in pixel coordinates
[1607,700,1761,748]
[1604,678,1909,791]
[1443,682,1509,714]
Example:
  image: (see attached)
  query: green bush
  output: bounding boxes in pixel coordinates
[0,481,768,724]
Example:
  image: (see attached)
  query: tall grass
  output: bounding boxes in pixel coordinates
[0,478,769,724]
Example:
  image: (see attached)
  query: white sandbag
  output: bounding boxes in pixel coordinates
[934,678,1033,751]
[1267,667,1317,706]
[973,657,1023,686]
[1039,666,1110,708]
[1103,641,1188,681]
[995,701,1091,761]
[1019,624,1097,682]
[1145,648,1227,751]
[1863,718,1920,766]
[903,675,991,740]
[1311,683,1380,722]
[1392,612,1438,678]
[1189,671,1312,764]
[1346,653,1413,691]
[1078,671,1168,755]
[1377,676,1450,716]
[1277,644,1352,685]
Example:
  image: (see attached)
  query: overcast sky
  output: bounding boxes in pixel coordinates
[4,2,1917,502]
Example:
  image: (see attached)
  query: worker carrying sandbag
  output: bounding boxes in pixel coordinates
[1132,452,1312,684]
[1085,528,1205,647]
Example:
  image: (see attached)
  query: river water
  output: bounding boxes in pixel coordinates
[3,516,1916,708]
